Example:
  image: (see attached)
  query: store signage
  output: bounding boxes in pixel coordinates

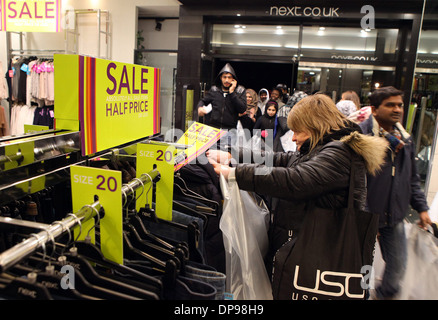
[136,143,176,221]
[331,55,378,61]
[0,0,61,32]
[417,58,438,64]
[269,6,340,17]
[174,122,226,172]
[71,165,123,264]
[54,54,161,156]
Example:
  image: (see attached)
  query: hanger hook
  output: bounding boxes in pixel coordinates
[83,205,100,240]
[30,232,46,265]
[52,220,71,255]
[67,212,82,243]
[42,228,56,266]
[121,189,128,207]
[141,173,153,206]
[133,178,145,201]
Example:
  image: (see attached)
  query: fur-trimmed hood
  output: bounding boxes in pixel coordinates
[340,131,388,176]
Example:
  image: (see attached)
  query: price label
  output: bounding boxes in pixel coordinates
[136,143,176,221]
[70,165,123,264]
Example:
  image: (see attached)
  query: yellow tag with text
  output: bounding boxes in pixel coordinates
[175,122,226,171]
[70,165,123,264]
[136,143,175,221]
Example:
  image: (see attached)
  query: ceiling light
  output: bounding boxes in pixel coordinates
[319,27,326,31]
[276,26,282,29]
[234,25,240,28]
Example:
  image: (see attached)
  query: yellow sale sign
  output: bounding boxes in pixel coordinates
[1,0,62,32]
[175,122,226,171]
[54,54,161,156]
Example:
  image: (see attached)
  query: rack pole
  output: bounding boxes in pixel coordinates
[0,201,102,273]
[0,168,159,273]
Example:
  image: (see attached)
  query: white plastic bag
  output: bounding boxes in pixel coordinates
[280,130,297,152]
[429,192,438,222]
[398,224,438,300]
[219,173,272,300]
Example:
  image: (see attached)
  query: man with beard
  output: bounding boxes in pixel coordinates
[197,63,246,148]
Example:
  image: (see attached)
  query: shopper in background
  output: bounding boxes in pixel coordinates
[208,94,388,276]
[257,88,270,115]
[336,100,358,117]
[359,86,432,300]
[238,88,261,138]
[270,87,285,110]
[197,63,247,147]
[277,90,308,118]
[340,90,361,110]
[276,83,290,104]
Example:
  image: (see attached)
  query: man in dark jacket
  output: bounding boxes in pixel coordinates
[359,86,431,300]
[197,63,246,148]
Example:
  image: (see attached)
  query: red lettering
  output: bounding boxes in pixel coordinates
[132,67,139,94]
[19,2,31,19]
[45,2,55,19]
[118,66,130,94]
[7,2,17,19]
[34,2,43,19]
[141,69,148,94]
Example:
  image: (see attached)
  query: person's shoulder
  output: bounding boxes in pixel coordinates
[236,85,245,94]
[210,85,220,92]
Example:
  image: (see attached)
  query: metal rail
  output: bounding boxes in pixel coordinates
[0,169,159,273]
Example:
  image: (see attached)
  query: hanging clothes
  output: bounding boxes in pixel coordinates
[0,106,9,137]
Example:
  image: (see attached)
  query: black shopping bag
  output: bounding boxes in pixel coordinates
[272,166,378,300]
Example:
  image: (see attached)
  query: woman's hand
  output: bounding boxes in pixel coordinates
[206,149,232,165]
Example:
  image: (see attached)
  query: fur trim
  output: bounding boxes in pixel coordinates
[340,131,388,176]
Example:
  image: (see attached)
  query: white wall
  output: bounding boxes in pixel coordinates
[0,0,180,65]
[138,19,179,51]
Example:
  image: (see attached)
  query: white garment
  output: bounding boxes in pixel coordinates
[0,61,8,100]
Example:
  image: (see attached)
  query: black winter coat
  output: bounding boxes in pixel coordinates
[197,85,247,130]
[233,126,387,271]
[359,116,429,228]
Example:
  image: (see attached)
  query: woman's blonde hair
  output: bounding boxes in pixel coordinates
[287,94,348,151]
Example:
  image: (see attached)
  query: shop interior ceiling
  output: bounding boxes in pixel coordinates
[137,4,180,18]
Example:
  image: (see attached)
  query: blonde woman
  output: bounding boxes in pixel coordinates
[208,94,388,282]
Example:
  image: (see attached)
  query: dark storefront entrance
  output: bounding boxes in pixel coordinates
[175,0,425,130]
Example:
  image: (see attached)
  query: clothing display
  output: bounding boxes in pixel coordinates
[3,57,55,135]
[0,156,227,300]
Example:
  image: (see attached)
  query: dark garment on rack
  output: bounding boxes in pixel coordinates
[33,105,54,129]
[124,260,218,300]
[177,162,225,273]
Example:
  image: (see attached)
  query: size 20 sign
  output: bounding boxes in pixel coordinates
[72,173,118,192]
[137,143,176,221]
[70,165,123,264]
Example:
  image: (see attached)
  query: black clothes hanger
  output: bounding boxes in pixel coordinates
[173,183,219,213]
[25,254,138,300]
[137,206,203,264]
[0,273,53,300]
[71,238,163,295]
[62,247,159,300]
[123,222,184,271]
[8,263,100,300]
[122,231,178,294]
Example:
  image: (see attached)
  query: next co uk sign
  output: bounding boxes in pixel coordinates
[0,0,62,32]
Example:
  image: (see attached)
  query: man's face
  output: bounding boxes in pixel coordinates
[271,89,280,100]
[221,73,234,88]
[260,92,267,101]
[372,95,404,129]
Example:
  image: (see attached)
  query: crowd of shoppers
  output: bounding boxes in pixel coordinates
[198,63,433,300]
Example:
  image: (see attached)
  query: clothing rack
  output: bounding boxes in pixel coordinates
[0,168,159,273]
